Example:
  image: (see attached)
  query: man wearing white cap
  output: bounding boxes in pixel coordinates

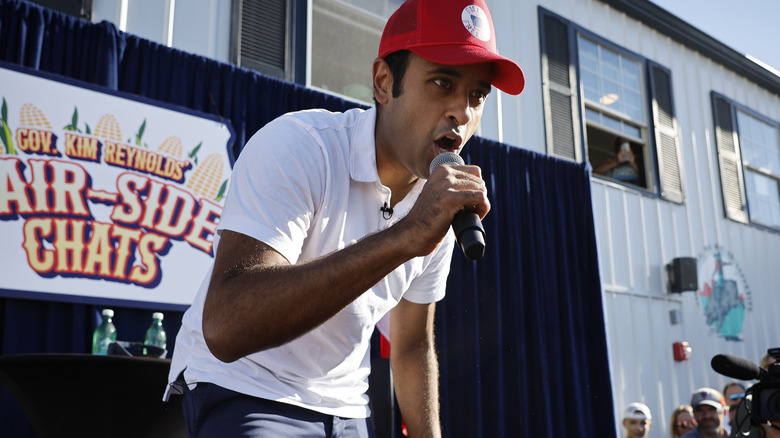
[682,387,728,438]
[622,402,652,438]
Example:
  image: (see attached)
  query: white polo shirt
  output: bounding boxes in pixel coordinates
[165,107,455,418]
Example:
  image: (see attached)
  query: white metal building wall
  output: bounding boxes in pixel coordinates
[512,1,780,437]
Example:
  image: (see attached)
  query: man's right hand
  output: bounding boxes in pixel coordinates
[397,162,490,258]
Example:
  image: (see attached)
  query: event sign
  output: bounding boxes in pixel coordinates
[0,65,234,308]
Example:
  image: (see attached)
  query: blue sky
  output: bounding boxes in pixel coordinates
[649,0,780,74]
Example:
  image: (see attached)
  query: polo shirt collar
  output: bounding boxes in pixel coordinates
[350,106,381,183]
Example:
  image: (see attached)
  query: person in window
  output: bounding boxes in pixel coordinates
[670,405,696,438]
[595,137,640,185]
[163,0,525,436]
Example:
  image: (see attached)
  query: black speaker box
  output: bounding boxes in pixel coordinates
[666,257,698,293]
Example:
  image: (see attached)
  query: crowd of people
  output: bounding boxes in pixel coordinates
[622,387,731,438]
[622,354,779,438]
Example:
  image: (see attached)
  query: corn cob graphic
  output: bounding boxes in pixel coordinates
[19,103,53,130]
[93,114,123,142]
[7,103,54,155]
[157,135,184,159]
[186,153,224,199]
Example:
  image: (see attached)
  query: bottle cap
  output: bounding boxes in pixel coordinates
[152,312,164,320]
[102,309,114,317]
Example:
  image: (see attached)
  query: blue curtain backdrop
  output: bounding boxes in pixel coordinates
[0,1,614,437]
[440,141,611,436]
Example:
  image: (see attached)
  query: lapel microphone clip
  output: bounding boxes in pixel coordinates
[380,202,393,220]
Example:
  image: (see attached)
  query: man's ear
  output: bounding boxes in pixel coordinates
[373,57,392,105]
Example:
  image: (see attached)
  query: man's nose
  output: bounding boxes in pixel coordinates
[446,94,473,128]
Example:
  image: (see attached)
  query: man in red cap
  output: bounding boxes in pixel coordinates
[165,0,524,436]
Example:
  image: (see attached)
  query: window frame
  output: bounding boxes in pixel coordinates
[574,31,653,191]
[539,7,685,204]
[577,34,648,138]
[306,0,403,104]
[712,91,780,232]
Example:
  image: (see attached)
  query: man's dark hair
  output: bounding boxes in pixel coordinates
[375,50,411,106]
[386,50,411,98]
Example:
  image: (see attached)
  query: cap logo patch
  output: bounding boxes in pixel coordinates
[461,5,490,42]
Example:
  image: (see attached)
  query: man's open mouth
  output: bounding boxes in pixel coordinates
[434,133,460,153]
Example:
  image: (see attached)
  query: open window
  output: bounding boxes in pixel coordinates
[578,36,649,189]
[539,9,684,203]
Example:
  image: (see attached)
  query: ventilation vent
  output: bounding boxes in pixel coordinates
[236,0,287,79]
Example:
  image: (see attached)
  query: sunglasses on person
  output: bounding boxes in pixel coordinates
[676,419,696,428]
[729,393,746,401]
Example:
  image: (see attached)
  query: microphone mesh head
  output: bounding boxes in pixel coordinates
[429,152,464,176]
[711,354,761,380]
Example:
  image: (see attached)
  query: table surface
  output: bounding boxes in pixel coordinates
[0,353,185,438]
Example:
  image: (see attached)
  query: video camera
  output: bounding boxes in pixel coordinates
[711,348,780,427]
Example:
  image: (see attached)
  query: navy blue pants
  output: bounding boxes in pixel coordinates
[182,382,377,438]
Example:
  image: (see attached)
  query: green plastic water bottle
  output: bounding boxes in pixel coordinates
[144,312,167,352]
[92,309,117,355]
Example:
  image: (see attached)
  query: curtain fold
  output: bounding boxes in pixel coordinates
[0,1,124,87]
[0,1,614,436]
[116,34,360,159]
[437,140,613,437]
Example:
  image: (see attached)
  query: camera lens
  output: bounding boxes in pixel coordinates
[754,385,780,422]
[767,389,780,420]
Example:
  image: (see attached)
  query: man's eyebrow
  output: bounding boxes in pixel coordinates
[427,67,492,91]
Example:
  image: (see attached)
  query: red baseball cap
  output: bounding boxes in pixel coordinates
[378,0,525,95]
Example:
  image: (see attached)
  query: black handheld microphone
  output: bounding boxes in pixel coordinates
[429,152,486,260]
[711,354,765,381]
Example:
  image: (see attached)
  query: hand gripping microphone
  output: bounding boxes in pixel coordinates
[429,152,486,260]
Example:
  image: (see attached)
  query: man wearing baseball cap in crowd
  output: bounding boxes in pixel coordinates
[622,402,653,438]
[682,388,729,438]
[164,0,525,437]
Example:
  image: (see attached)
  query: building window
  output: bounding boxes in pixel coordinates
[737,111,780,228]
[578,36,649,189]
[713,92,780,230]
[539,9,684,203]
[28,0,92,20]
[310,0,404,103]
[579,37,644,129]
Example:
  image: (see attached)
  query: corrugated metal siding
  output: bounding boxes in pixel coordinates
[491,1,780,436]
